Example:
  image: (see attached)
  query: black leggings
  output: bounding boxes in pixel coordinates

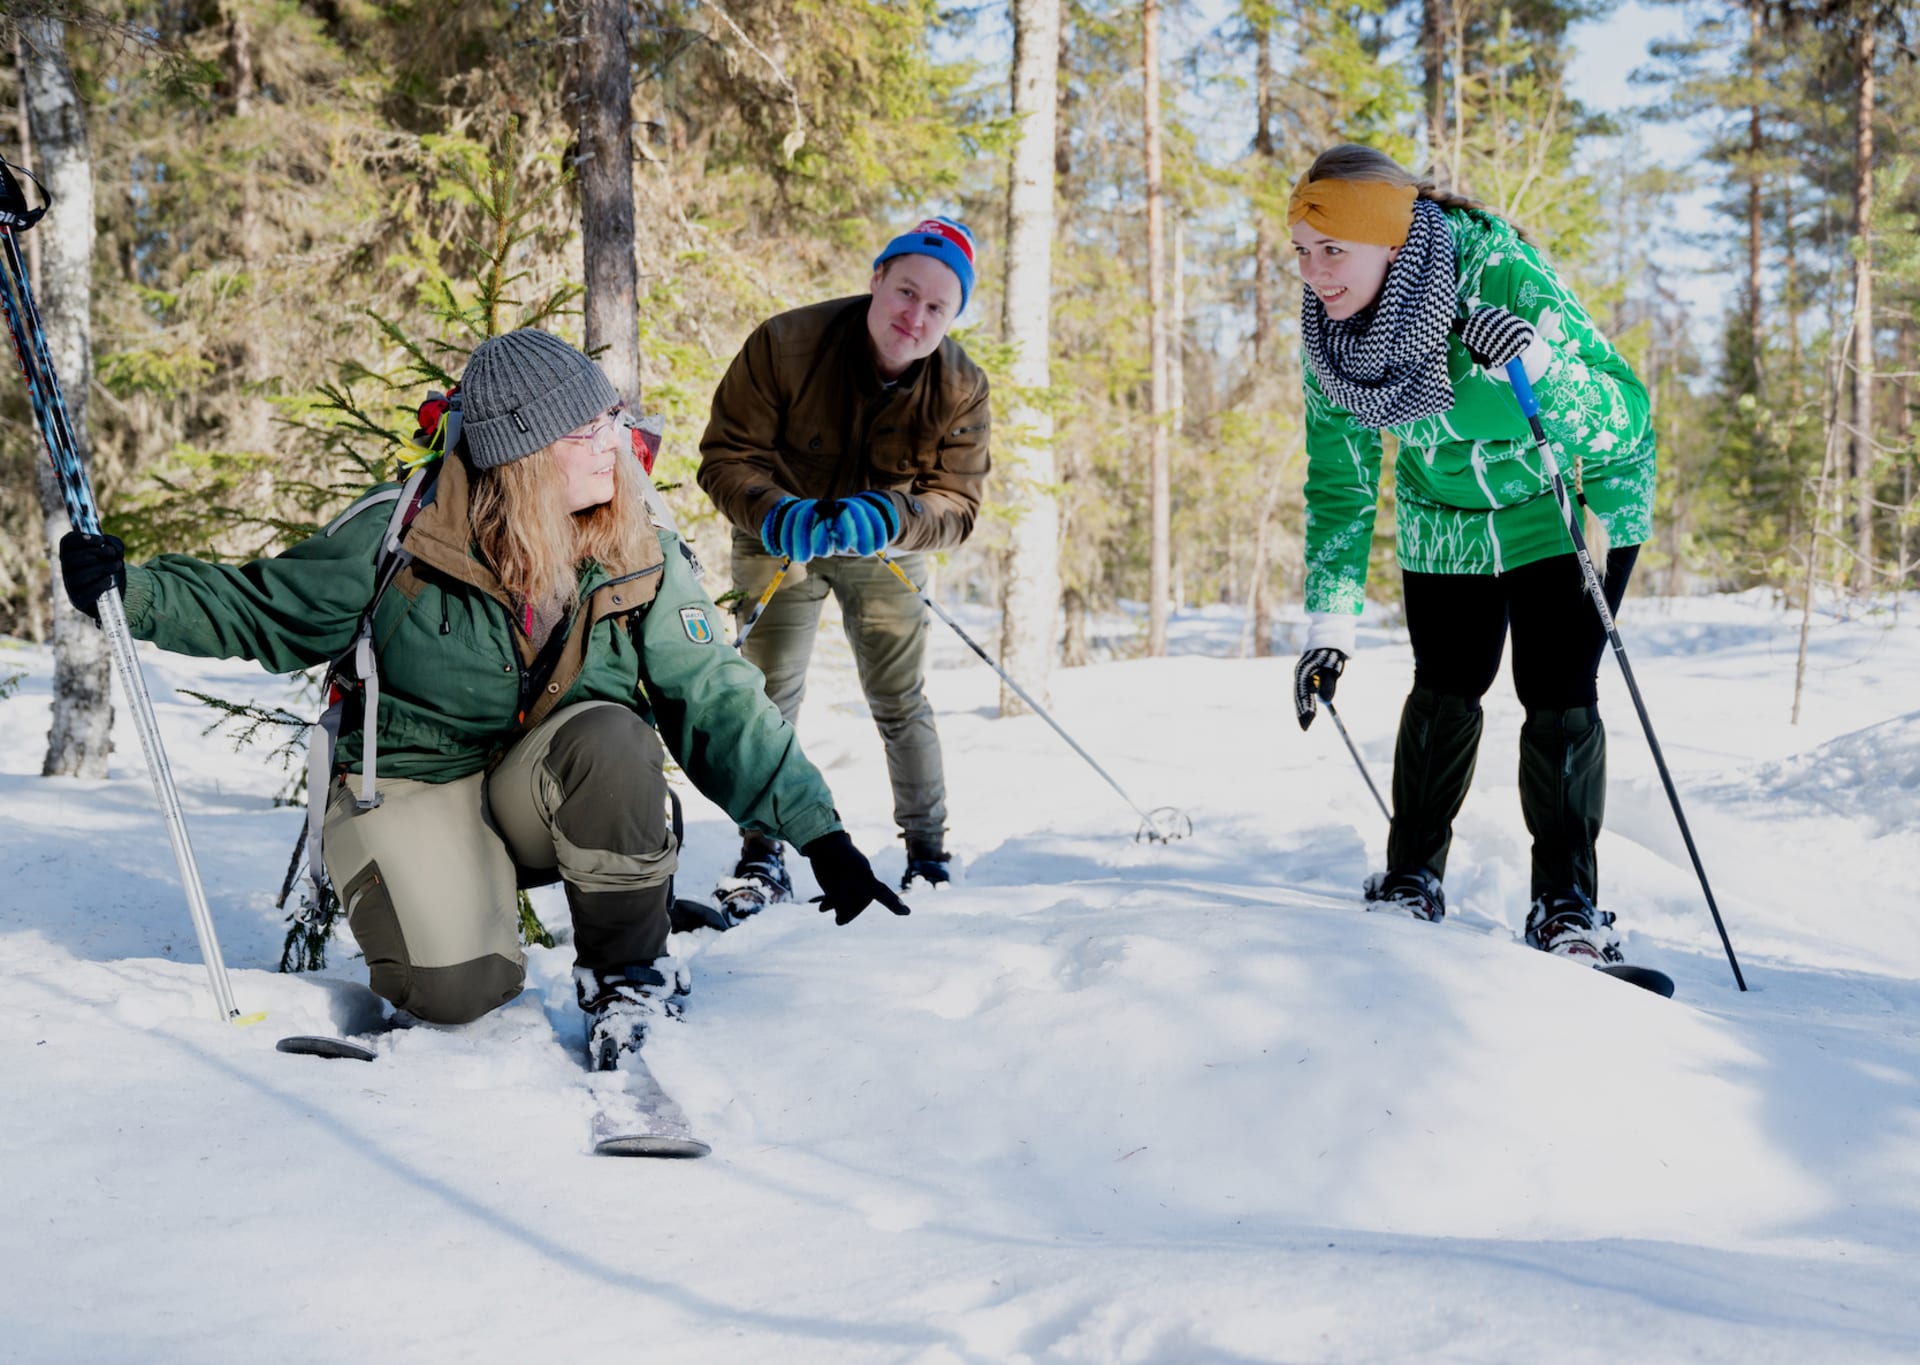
[1402,545,1638,711]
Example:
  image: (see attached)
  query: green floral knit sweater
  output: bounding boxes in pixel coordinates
[1301,207,1656,627]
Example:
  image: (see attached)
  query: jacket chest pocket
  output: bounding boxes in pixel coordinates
[867,426,932,483]
[593,566,664,625]
[379,577,506,670]
[374,594,519,719]
[778,428,842,488]
[590,544,667,634]
[937,419,990,473]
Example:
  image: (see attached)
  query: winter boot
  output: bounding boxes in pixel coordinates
[900,835,952,892]
[575,960,689,1071]
[1385,687,1485,882]
[1517,705,1607,905]
[1364,866,1447,922]
[714,838,792,923]
[1524,887,1624,964]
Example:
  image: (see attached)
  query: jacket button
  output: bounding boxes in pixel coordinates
[502,664,513,673]
[809,436,822,451]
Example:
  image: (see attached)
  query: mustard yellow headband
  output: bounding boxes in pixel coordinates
[1286,175,1418,248]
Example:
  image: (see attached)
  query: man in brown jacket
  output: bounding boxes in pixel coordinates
[698,217,991,908]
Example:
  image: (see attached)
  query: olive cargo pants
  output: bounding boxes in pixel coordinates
[729,530,947,846]
[322,701,678,1025]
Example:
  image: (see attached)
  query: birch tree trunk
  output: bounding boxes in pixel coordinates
[998,0,1061,718]
[1848,21,1875,590]
[1144,0,1171,657]
[1250,11,1280,655]
[24,18,112,778]
[570,0,640,403]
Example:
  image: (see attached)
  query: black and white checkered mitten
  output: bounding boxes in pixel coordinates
[1459,305,1538,369]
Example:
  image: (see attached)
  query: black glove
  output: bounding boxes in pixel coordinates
[1293,647,1347,731]
[1459,305,1538,369]
[58,531,126,624]
[802,831,911,926]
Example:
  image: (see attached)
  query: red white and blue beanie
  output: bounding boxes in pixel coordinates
[873,216,977,314]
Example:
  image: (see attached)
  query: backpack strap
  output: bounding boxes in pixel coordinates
[307,462,438,905]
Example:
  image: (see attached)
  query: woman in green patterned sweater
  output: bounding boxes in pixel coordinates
[1286,144,1656,966]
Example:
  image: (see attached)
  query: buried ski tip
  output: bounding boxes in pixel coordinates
[1598,963,1677,998]
[276,1034,378,1062]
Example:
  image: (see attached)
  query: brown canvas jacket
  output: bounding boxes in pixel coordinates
[697,295,991,553]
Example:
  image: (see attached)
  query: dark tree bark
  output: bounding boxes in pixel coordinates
[1744,2,1765,399]
[222,0,272,453]
[1848,21,1875,587]
[569,0,640,403]
[1252,11,1275,370]
[1055,10,1073,181]
[1422,0,1447,177]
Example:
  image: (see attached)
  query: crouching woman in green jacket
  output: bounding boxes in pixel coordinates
[58,329,907,1058]
[1286,144,1656,966]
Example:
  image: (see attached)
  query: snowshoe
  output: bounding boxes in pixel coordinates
[900,838,952,892]
[576,961,688,1072]
[713,844,792,924]
[1364,867,1446,923]
[1524,887,1624,965]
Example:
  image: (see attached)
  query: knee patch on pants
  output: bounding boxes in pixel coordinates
[339,860,525,1024]
[541,705,671,858]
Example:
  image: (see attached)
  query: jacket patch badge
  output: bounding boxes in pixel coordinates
[679,606,714,644]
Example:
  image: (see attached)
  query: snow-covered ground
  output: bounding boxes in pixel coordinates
[2,590,1916,1363]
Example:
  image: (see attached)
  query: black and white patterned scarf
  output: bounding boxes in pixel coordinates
[1300,198,1457,430]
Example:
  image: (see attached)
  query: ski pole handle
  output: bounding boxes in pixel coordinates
[1505,357,1542,420]
[731,557,791,651]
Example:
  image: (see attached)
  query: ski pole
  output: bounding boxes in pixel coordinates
[1505,357,1746,991]
[1324,700,1390,822]
[0,159,251,1024]
[731,556,791,651]
[875,550,1189,843]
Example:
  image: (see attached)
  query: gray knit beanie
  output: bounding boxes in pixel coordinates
[458,329,621,469]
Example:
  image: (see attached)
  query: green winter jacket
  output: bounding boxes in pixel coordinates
[1302,207,1656,617]
[121,454,842,849]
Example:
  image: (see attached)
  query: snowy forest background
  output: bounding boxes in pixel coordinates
[3,0,1919,746]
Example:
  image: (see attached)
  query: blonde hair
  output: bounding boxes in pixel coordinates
[1304,144,1535,245]
[468,439,654,616]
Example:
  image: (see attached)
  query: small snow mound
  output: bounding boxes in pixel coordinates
[1750,710,1920,833]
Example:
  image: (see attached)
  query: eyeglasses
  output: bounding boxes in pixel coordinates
[555,405,628,446]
